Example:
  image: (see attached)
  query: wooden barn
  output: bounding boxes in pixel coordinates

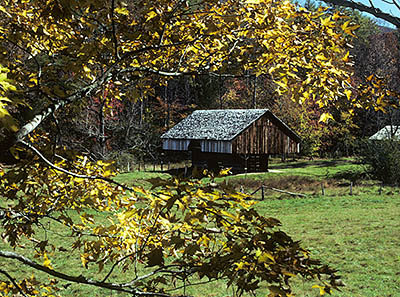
[161,109,301,172]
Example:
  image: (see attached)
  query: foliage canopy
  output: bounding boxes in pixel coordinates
[0,0,362,296]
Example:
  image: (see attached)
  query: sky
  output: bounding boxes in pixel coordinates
[296,0,400,27]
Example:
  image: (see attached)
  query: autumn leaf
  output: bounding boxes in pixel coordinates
[341,21,360,37]
[319,112,333,123]
[115,7,129,16]
[145,11,157,22]
[43,253,53,269]
[320,16,334,28]
[344,89,352,100]
[312,284,327,295]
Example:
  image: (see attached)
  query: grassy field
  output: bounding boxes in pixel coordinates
[2,158,400,296]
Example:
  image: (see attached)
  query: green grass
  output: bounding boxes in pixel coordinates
[2,158,400,296]
[254,194,400,297]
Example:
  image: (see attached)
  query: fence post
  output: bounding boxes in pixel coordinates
[321,183,325,196]
[261,186,265,201]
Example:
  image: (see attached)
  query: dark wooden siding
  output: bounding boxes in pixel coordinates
[232,114,300,155]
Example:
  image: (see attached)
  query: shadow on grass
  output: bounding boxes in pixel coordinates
[327,169,369,183]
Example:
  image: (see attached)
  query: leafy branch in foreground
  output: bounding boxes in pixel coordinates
[0,140,343,296]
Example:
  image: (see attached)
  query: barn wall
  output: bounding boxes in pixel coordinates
[163,139,232,153]
[162,139,190,151]
[232,114,300,155]
[200,140,232,153]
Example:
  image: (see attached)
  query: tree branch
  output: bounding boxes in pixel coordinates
[110,0,120,60]
[0,66,114,155]
[0,269,29,297]
[20,140,136,192]
[320,0,400,27]
[0,250,173,297]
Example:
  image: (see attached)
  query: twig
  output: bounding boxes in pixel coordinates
[166,278,218,292]
[20,140,136,192]
[0,269,29,297]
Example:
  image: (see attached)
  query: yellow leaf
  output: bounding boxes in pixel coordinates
[219,167,231,176]
[0,5,11,17]
[342,51,350,62]
[312,284,327,295]
[81,254,89,268]
[146,11,157,22]
[342,21,360,37]
[0,105,19,132]
[115,7,129,16]
[344,89,352,100]
[320,16,334,28]
[83,65,91,73]
[316,54,327,61]
[257,251,275,263]
[235,261,249,270]
[283,270,296,277]
[43,253,53,269]
[319,112,333,123]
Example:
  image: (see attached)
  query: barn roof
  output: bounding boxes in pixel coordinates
[369,125,400,140]
[161,109,301,142]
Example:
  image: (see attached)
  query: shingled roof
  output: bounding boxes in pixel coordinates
[369,125,400,140]
[161,109,300,142]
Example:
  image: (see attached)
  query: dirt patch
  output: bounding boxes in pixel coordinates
[227,175,322,193]
[226,175,356,195]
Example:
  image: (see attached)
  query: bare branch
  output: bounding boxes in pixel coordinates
[0,269,29,297]
[0,250,173,297]
[320,0,400,27]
